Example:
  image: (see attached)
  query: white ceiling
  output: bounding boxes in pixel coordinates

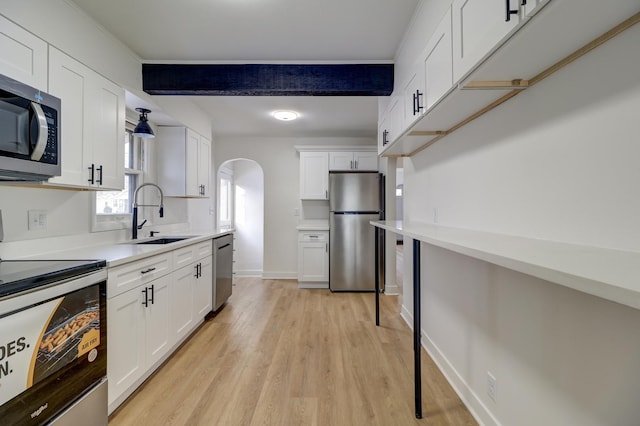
[70,0,419,138]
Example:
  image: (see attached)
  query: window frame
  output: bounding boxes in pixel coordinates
[218,169,234,229]
[91,123,145,232]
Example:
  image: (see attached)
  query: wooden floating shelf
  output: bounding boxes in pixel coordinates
[462,79,529,90]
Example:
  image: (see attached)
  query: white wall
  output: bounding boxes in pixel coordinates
[402,18,640,426]
[215,136,374,279]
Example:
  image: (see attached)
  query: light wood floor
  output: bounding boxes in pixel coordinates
[108,277,477,426]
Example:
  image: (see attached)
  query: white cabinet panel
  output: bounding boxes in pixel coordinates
[452,0,521,82]
[194,256,213,318]
[47,48,124,190]
[300,151,328,199]
[157,127,210,198]
[171,264,196,343]
[329,151,378,171]
[0,15,47,90]
[145,274,171,367]
[424,8,453,110]
[297,231,329,284]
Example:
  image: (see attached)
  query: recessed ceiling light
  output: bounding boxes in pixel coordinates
[272,110,299,121]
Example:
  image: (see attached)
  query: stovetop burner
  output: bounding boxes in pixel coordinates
[0,259,106,298]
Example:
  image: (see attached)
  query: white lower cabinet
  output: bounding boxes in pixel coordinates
[107,273,171,409]
[297,230,329,288]
[107,239,216,413]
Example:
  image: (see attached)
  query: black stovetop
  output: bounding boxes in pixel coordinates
[0,259,106,298]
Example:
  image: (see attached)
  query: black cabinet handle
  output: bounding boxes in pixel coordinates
[412,92,417,115]
[142,287,149,307]
[382,130,389,146]
[97,165,103,185]
[141,267,156,274]
[88,164,95,184]
[149,284,155,305]
[194,263,199,278]
[505,0,518,21]
[415,90,424,114]
[521,0,527,4]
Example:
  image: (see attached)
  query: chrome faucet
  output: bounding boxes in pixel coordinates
[132,183,164,239]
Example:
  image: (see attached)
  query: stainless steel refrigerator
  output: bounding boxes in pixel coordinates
[329,172,384,292]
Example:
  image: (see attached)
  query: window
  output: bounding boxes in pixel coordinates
[92,125,144,231]
[218,170,233,229]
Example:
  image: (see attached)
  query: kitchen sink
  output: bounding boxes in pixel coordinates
[133,237,191,245]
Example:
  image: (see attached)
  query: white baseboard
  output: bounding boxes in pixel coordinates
[234,269,262,277]
[400,304,499,426]
[384,284,400,295]
[297,282,329,289]
[261,271,297,280]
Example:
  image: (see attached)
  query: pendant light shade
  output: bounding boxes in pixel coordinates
[133,108,155,138]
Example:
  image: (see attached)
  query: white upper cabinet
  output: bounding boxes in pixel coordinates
[0,15,48,90]
[329,151,378,171]
[299,151,328,200]
[523,0,550,17]
[452,0,522,82]
[423,8,453,110]
[157,127,211,198]
[47,48,124,190]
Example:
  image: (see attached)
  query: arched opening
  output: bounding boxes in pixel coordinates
[217,159,264,276]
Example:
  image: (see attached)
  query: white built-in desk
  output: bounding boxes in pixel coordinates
[371,220,640,310]
[370,220,640,419]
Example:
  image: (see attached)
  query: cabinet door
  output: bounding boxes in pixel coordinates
[388,94,403,143]
[378,114,390,153]
[171,264,196,343]
[424,8,453,110]
[185,129,200,197]
[329,152,354,171]
[298,242,329,282]
[402,64,425,129]
[0,15,48,90]
[91,75,125,190]
[145,274,172,367]
[452,0,521,82]
[353,152,378,171]
[107,287,146,406]
[198,137,211,197]
[47,48,92,187]
[299,152,328,200]
[194,256,213,318]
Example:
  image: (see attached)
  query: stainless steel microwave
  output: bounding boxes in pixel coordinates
[0,73,61,181]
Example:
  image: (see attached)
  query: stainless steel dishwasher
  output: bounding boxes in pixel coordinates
[213,234,233,311]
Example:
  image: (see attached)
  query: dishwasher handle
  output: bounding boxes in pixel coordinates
[217,243,231,250]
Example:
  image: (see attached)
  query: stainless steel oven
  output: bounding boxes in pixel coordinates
[0,72,61,181]
[0,259,107,425]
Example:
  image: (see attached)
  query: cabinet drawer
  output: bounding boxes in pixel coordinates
[298,231,328,242]
[173,240,213,269]
[108,253,173,298]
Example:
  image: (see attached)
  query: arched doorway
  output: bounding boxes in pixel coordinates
[217,159,264,276]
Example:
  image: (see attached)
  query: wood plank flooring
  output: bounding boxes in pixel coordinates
[108,278,477,426]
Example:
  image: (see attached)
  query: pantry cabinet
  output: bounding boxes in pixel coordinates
[451,0,522,82]
[157,127,211,198]
[47,47,124,190]
[329,151,378,171]
[0,15,48,90]
[299,151,329,200]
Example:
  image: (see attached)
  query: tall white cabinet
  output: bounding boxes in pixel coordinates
[0,15,48,90]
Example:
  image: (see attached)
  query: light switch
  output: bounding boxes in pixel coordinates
[28,210,48,230]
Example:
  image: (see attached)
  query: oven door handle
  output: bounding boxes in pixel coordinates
[30,102,49,161]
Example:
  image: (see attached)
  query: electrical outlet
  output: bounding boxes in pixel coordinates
[487,371,497,402]
[28,210,48,231]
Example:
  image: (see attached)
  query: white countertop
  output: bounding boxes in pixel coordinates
[29,229,234,267]
[371,220,640,311]
[296,223,329,231]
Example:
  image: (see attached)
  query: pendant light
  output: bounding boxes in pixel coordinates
[133,108,155,138]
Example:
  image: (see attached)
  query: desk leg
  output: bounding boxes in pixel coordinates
[374,226,380,326]
[413,238,422,419]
